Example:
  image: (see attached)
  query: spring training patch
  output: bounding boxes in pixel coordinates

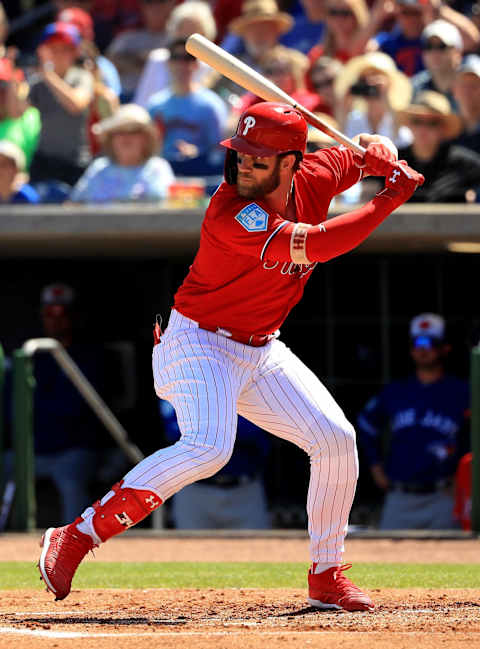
[234,203,269,232]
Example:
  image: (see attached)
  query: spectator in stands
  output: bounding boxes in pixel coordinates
[159,399,271,529]
[357,313,470,530]
[334,52,413,147]
[58,7,122,98]
[0,58,41,170]
[306,56,344,117]
[0,140,39,203]
[70,103,174,203]
[453,55,480,153]
[147,37,228,177]
[374,0,479,77]
[398,90,480,202]
[216,0,294,103]
[230,45,321,128]
[307,0,376,66]
[135,1,217,109]
[412,20,463,109]
[280,0,326,54]
[29,22,94,187]
[106,0,177,102]
[57,7,120,156]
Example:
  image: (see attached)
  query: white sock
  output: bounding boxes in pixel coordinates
[313,562,339,574]
[76,507,102,545]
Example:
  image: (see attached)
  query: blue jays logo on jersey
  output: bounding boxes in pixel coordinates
[235,203,269,232]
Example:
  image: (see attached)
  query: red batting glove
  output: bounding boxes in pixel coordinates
[381,160,425,201]
[363,141,398,176]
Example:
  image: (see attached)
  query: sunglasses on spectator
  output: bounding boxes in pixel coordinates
[409,117,444,128]
[422,41,450,51]
[327,8,353,16]
[170,52,195,62]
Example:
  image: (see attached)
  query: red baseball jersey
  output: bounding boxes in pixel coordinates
[174,146,362,334]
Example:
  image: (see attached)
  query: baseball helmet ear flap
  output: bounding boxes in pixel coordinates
[224,148,238,185]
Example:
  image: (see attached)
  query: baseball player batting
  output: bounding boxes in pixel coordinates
[38,102,424,612]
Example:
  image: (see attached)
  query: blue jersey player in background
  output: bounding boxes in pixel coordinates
[357,313,470,530]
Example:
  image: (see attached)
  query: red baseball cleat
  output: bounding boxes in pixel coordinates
[38,521,96,600]
[307,563,374,612]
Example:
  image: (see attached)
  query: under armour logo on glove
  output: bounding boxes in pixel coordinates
[384,160,424,200]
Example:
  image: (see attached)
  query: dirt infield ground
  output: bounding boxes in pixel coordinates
[1,535,480,649]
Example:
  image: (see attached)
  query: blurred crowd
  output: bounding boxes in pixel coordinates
[0,0,479,204]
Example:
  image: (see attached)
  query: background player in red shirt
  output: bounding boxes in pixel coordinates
[38,102,424,612]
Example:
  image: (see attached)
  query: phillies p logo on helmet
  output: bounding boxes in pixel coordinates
[242,116,256,135]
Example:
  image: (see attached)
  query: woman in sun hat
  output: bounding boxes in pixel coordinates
[70,103,174,203]
[335,51,414,148]
[397,90,480,202]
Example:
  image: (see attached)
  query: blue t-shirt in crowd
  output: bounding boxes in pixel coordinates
[147,87,228,162]
[357,375,470,484]
[159,399,270,480]
[70,156,175,203]
[375,26,424,76]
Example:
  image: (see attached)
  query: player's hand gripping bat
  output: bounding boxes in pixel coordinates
[185,33,366,156]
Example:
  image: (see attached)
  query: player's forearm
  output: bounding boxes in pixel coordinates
[306,190,402,262]
[267,189,403,264]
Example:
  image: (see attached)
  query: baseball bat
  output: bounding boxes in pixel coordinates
[185,33,366,156]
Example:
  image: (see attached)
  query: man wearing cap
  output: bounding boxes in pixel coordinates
[412,19,463,108]
[453,54,480,153]
[397,90,480,202]
[29,22,94,186]
[357,313,470,530]
[374,0,479,77]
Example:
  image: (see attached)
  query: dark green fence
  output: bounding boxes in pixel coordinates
[11,349,36,531]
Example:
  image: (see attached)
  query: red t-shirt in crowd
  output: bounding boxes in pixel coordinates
[174,147,362,334]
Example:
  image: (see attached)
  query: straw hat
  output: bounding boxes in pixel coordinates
[397,91,462,140]
[229,0,293,36]
[334,52,412,112]
[92,104,159,159]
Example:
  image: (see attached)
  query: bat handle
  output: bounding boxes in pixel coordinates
[295,105,367,156]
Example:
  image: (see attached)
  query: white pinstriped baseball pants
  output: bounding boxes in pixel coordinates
[123,309,359,563]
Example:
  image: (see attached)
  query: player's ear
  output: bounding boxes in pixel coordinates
[280,153,296,172]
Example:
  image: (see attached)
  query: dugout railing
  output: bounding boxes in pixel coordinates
[4,338,165,531]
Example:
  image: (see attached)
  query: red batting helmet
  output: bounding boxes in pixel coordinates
[221,102,308,157]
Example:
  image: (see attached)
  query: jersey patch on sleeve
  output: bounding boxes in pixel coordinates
[234,203,269,232]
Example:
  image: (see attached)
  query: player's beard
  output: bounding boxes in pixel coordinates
[237,159,281,199]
